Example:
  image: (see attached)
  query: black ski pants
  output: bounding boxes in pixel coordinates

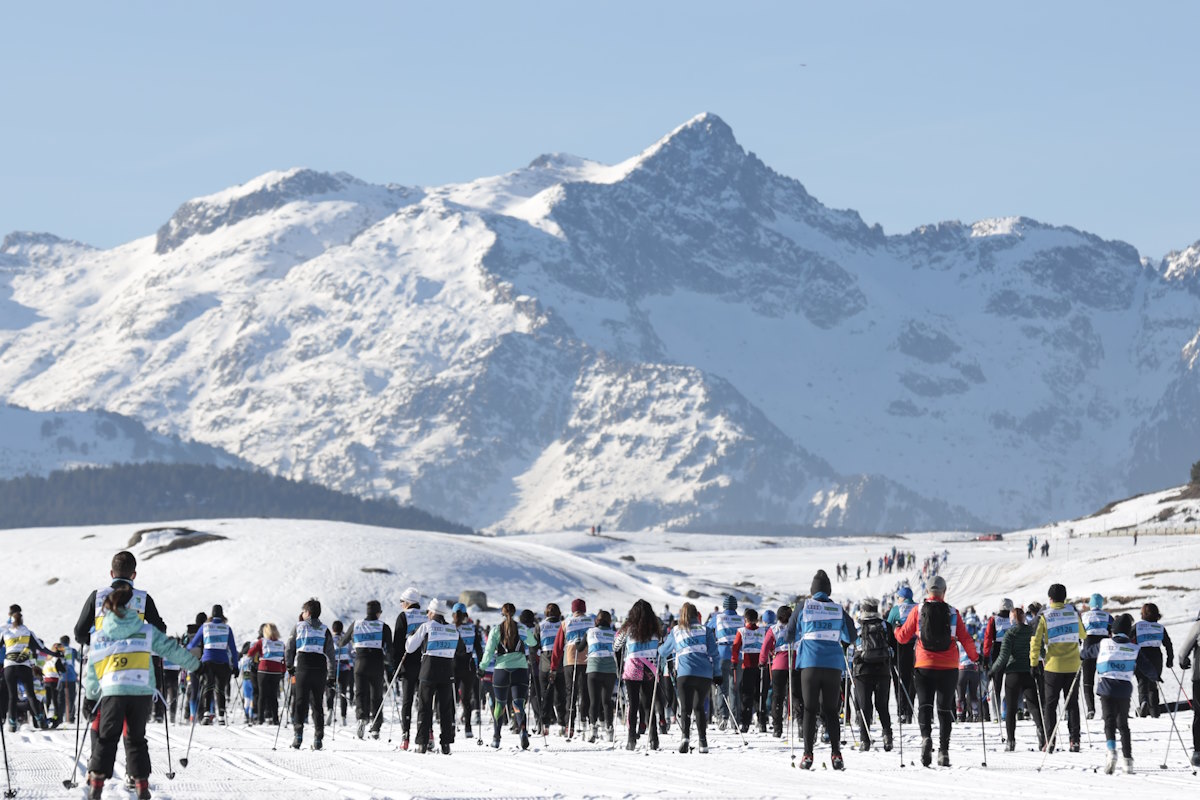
[853,672,892,738]
[565,663,590,729]
[198,661,230,717]
[162,670,180,722]
[896,642,916,717]
[800,667,841,756]
[676,675,711,743]
[292,667,326,736]
[88,695,151,780]
[1002,671,1045,746]
[770,668,803,736]
[538,668,567,728]
[399,664,421,738]
[454,667,478,728]
[4,665,45,722]
[1080,657,1098,715]
[587,672,615,728]
[355,665,385,733]
[416,679,455,747]
[1042,669,1080,745]
[957,668,982,719]
[738,664,762,730]
[325,668,350,720]
[257,672,282,725]
[625,675,659,746]
[915,667,958,751]
[1100,695,1131,757]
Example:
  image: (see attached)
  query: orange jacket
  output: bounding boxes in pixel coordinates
[895,599,978,670]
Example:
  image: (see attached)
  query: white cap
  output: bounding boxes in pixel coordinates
[400,587,421,605]
[427,598,445,616]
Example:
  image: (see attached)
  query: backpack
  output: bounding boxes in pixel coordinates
[858,619,890,665]
[918,601,953,652]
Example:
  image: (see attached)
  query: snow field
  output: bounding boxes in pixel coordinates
[1,500,1198,797]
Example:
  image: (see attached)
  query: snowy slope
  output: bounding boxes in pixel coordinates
[2,510,1199,799]
[2,116,1199,532]
[0,404,245,480]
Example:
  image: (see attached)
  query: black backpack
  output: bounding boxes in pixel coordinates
[918,601,953,652]
[858,619,890,665]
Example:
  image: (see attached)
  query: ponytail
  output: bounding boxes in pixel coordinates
[500,602,518,652]
[103,584,134,617]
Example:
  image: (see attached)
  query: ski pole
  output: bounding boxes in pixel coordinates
[1037,667,1081,772]
[976,667,988,767]
[644,660,662,751]
[157,691,177,780]
[840,649,868,749]
[720,687,748,746]
[271,676,294,751]
[565,662,580,739]
[0,710,15,799]
[786,647,795,767]
[890,662,913,767]
[61,644,88,789]
[370,654,406,736]
[1161,667,1192,767]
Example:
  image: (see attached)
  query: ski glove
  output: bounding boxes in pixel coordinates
[1180,656,1191,670]
[1166,657,1173,669]
[713,675,723,687]
[287,666,296,676]
[476,666,486,679]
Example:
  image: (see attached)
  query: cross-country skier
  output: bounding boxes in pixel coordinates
[1080,593,1113,720]
[783,569,857,770]
[479,602,537,749]
[536,603,567,736]
[247,623,286,726]
[614,599,663,751]
[982,598,1014,721]
[186,605,238,725]
[1030,583,1083,751]
[1097,613,1138,774]
[405,598,466,754]
[237,643,255,724]
[83,582,198,800]
[1176,609,1200,767]
[285,598,335,750]
[326,620,352,725]
[551,598,594,738]
[851,598,893,751]
[390,587,424,750]
[895,574,978,767]
[707,595,741,729]
[1133,602,1173,717]
[887,587,917,723]
[988,606,1046,751]
[584,609,617,743]
[658,602,719,753]
[451,603,483,738]
[761,604,803,739]
[339,600,391,740]
[3,605,52,730]
[730,608,765,733]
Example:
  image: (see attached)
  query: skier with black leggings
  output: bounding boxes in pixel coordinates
[783,570,857,771]
[479,603,537,749]
[614,600,663,751]
[658,602,720,753]
[405,599,466,754]
[584,610,617,743]
[339,600,392,740]
[988,606,1046,750]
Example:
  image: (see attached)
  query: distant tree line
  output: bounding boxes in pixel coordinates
[1192,459,1200,485]
[0,463,473,534]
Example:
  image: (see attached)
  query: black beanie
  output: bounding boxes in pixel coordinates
[811,570,832,596]
[211,604,224,619]
[1113,613,1134,637]
[1047,584,1066,603]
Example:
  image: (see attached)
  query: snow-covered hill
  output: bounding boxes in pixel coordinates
[0,404,244,480]
[2,115,1199,532]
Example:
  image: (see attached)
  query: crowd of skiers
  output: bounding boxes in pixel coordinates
[3,548,1200,799]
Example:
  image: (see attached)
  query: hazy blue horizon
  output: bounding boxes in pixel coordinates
[2,1,1197,259]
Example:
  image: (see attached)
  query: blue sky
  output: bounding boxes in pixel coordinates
[2,2,1197,257]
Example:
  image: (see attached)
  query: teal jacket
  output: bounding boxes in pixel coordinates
[85,610,199,700]
[481,624,538,672]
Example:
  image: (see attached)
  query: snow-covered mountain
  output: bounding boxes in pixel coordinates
[0,404,245,479]
[1,114,1197,532]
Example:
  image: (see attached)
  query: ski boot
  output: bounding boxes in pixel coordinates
[831,752,845,770]
[1086,710,1095,720]
[1104,749,1117,774]
[937,750,951,767]
[290,731,303,749]
[858,734,871,752]
[883,728,894,752]
[134,778,151,800]
[313,735,323,751]
[520,730,529,750]
[87,771,106,800]
[490,735,501,748]
[920,736,933,767]
[370,728,380,740]
[356,720,366,740]
[678,737,689,753]
[697,736,708,754]
[1005,739,1016,752]
[799,753,814,769]
[6,718,16,733]
[1192,750,1200,767]
[417,741,429,754]
[625,734,637,751]
[1123,757,1134,774]
[401,736,409,750]
[605,725,614,743]
[124,775,136,791]
[1069,740,1080,753]
[441,743,451,754]
[588,723,598,743]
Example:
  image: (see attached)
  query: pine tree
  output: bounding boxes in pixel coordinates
[1191,459,1200,485]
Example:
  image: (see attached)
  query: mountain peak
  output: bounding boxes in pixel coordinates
[154,168,364,255]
